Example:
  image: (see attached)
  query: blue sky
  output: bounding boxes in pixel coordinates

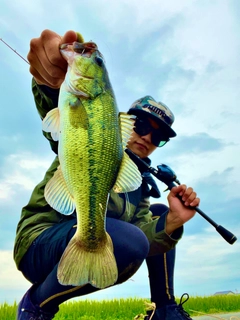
[1,0,240,305]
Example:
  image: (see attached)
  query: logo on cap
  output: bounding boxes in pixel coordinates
[143,99,173,125]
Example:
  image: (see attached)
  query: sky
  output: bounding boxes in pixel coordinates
[0,0,240,307]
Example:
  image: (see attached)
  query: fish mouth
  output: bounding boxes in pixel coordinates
[60,41,98,54]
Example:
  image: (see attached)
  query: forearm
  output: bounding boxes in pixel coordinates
[132,203,183,255]
[32,78,60,153]
[32,78,59,119]
[165,210,185,235]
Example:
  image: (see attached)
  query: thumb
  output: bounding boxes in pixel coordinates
[61,30,84,45]
[169,185,182,197]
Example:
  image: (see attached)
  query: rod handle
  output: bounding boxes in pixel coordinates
[215,225,237,245]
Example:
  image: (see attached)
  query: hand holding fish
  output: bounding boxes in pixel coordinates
[165,184,200,235]
[27,29,82,88]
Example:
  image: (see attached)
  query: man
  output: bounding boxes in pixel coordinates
[14,30,199,320]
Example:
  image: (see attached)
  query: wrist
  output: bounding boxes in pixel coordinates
[165,210,183,235]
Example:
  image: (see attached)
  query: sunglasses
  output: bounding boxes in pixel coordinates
[134,117,169,147]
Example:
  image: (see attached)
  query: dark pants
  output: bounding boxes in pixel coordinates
[19,205,175,311]
[147,204,176,308]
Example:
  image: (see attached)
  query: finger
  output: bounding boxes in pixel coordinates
[181,187,193,199]
[41,30,79,82]
[61,30,79,45]
[28,47,65,88]
[41,30,67,72]
[190,197,200,207]
[177,184,187,197]
[43,30,78,69]
[170,184,186,197]
[183,193,196,206]
[28,30,67,87]
[181,188,195,203]
[29,65,63,88]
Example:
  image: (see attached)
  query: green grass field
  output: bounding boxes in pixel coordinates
[1,295,240,320]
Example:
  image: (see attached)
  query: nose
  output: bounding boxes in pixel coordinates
[141,132,152,143]
[95,56,104,66]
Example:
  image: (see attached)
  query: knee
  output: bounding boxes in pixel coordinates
[106,218,149,261]
[117,224,149,262]
[128,226,150,260]
[150,203,169,217]
[115,226,149,284]
[116,259,144,284]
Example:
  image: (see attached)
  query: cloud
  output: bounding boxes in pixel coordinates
[1,0,240,305]
[174,228,240,295]
[0,250,29,290]
[167,132,226,155]
[0,250,31,303]
[0,152,54,251]
[0,152,52,199]
[158,1,239,68]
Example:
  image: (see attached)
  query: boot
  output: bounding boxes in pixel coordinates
[144,293,192,320]
[17,285,58,320]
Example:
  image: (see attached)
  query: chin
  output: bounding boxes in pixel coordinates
[132,147,146,159]
[127,142,148,158]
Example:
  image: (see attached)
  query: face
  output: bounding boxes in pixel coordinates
[127,117,159,158]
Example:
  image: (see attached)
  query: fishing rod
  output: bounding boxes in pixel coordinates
[125,148,237,245]
[2,38,236,244]
[0,38,29,64]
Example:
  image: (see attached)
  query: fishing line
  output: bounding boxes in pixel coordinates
[0,38,29,64]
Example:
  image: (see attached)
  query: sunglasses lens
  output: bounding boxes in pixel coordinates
[134,118,169,147]
[154,139,168,148]
[134,118,152,136]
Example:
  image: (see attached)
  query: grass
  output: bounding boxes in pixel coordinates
[1,295,240,320]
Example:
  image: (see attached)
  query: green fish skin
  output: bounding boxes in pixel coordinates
[42,42,142,289]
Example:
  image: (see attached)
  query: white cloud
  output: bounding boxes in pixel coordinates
[0,152,53,199]
[0,183,13,200]
[1,0,239,305]
[96,0,193,38]
[0,251,29,291]
[0,250,30,304]
[159,1,239,68]
[124,76,149,95]
[174,227,240,295]
[145,1,240,147]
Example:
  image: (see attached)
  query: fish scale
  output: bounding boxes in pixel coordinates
[42,41,142,289]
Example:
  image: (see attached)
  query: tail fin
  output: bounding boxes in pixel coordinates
[57,233,118,289]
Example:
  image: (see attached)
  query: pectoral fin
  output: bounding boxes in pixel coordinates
[44,165,75,215]
[113,152,142,193]
[119,112,136,148]
[112,112,142,193]
[42,108,60,141]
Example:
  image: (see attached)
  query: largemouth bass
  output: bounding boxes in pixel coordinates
[42,41,142,289]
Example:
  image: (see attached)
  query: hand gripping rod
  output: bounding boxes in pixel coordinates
[125,149,237,245]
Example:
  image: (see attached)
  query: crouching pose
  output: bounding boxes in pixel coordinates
[15,30,199,320]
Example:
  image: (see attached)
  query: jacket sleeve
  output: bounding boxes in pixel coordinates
[32,78,60,154]
[130,195,183,255]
